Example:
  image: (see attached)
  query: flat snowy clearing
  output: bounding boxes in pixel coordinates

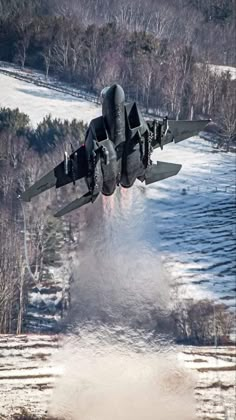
[0,72,100,126]
[0,335,235,419]
[196,63,236,80]
[208,64,236,80]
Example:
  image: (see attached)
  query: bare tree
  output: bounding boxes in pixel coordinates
[151,5,177,40]
[171,299,234,345]
[216,78,236,149]
[41,46,52,80]
[0,207,25,333]
[52,25,71,76]
[13,10,35,68]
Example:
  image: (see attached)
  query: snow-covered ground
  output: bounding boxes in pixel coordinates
[0,68,100,126]
[197,63,236,80]
[0,335,59,418]
[207,64,236,80]
[0,335,235,419]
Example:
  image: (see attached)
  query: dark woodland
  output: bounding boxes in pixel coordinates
[0,0,235,123]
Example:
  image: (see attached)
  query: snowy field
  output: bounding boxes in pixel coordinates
[196,63,236,80]
[208,64,236,80]
[0,335,235,419]
[0,70,100,126]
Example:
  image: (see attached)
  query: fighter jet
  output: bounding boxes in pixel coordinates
[21,84,210,217]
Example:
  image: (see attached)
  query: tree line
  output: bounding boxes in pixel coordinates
[0,0,235,141]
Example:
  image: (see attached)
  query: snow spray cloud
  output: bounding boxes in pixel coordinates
[49,326,196,420]
[67,187,170,328]
[49,188,196,419]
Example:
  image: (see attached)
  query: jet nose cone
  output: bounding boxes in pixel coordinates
[107,84,125,104]
[102,84,126,147]
[113,84,125,103]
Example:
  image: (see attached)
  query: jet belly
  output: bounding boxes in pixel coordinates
[102,84,126,185]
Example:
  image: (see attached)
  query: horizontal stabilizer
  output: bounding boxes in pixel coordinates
[54,192,99,217]
[145,161,182,185]
[21,169,56,202]
[168,119,211,143]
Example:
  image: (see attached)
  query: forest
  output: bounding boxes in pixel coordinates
[0,0,235,130]
[0,108,87,333]
[0,0,235,337]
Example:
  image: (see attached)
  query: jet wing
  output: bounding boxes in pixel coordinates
[54,145,87,188]
[144,161,182,185]
[21,169,57,202]
[167,119,211,143]
[21,145,88,202]
[54,192,99,218]
[150,119,211,149]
